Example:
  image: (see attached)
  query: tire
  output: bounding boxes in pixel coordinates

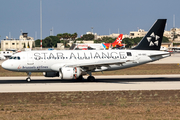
[26,78,31,82]
[87,76,95,82]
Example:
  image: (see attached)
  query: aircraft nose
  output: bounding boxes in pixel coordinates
[2,61,8,69]
[1,61,11,70]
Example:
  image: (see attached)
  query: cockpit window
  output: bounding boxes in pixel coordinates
[9,56,21,60]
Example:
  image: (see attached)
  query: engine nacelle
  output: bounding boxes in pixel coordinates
[59,67,82,79]
[43,72,59,77]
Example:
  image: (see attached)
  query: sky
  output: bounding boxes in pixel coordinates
[0,0,180,41]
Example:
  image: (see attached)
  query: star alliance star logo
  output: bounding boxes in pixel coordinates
[146,32,160,46]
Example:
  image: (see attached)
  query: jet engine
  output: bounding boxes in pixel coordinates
[59,67,82,79]
[43,72,59,77]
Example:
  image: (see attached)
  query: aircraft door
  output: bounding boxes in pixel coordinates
[27,52,34,65]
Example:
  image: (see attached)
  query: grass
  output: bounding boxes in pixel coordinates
[0,91,180,119]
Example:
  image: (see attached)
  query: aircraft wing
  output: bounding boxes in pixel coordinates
[70,59,126,67]
[51,59,126,71]
[67,59,127,71]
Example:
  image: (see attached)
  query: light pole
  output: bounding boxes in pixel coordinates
[91,27,93,34]
[40,0,42,49]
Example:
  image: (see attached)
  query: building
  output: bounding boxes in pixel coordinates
[1,33,35,51]
[129,29,147,38]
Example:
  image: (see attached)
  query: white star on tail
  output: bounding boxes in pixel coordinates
[147,32,160,46]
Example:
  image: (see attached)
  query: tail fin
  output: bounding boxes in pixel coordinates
[132,19,167,50]
[113,34,123,46]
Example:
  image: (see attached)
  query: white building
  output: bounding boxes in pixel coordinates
[96,33,129,40]
[1,33,35,51]
[161,28,180,42]
[129,28,180,41]
[129,29,147,38]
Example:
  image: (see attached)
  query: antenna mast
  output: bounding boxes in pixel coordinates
[173,14,175,28]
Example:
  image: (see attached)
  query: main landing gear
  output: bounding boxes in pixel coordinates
[76,75,83,81]
[26,72,31,82]
[87,72,95,81]
[87,76,95,81]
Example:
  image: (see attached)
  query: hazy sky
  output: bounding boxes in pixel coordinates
[0,0,180,41]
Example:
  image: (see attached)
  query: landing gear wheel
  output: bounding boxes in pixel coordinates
[76,75,83,81]
[87,76,95,82]
[26,77,31,82]
[26,72,31,82]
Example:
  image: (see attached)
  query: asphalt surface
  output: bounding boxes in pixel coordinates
[0,75,180,92]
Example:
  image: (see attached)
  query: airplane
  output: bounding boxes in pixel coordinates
[73,34,124,50]
[102,34,124,49]
[0,54,6,60]
[2,19,170,82]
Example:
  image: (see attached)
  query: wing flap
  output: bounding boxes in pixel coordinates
[50,59,126,72]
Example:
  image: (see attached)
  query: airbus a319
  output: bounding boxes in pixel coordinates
[2,19,170,82]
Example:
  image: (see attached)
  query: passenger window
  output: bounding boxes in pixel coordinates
[17,57,20,60]
[127,52,132,56]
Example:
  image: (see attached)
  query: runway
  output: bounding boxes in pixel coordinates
[0,75,180,93]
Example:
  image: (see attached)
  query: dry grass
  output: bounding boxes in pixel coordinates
[0,91,180,119]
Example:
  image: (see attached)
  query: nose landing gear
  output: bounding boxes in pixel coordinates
[26,72,31,82]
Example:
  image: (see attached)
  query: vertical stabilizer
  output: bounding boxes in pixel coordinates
[113,34,123,46]
[132,19,167,50]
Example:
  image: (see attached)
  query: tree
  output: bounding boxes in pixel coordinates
[60,40,69,48]
[162,36,169,42]
[57,33,78,40]
[35,36,60,48]
[122,38,134,48]
[35,39,41,47]
[82,34,94,40]
[43,37,53,47]
[57,33,63,40]
[133,37,142,45]
[32,42,35,48]
[62,33,71,40]
[71,33,78,40]
[49,36,60,47]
